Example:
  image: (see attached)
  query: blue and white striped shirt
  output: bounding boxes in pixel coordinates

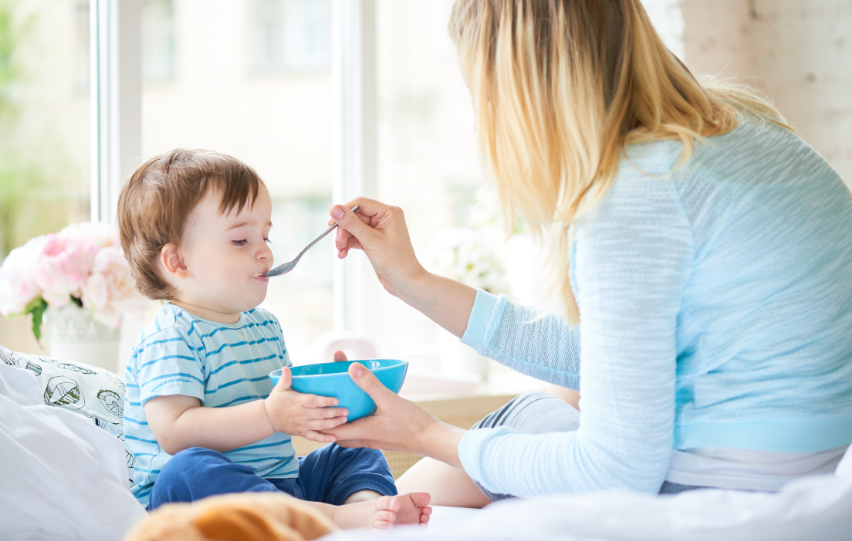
[124,304,294,506]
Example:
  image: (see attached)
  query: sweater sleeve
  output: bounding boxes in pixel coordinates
[461,290,581,390]
[458,171,694,496]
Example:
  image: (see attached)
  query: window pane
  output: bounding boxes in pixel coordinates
[369,0,497,375]
[0,0,91,354]
[141,0,333,353]
[252,0,331,73]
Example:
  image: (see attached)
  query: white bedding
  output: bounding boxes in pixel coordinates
[330,449,852,541]
[3,356,851,541]
[0,363,145,541]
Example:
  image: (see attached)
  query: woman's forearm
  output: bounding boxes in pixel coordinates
[395,271,477,338]
[422,422,467,468]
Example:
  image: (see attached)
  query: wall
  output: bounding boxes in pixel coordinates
[681,0,852,188]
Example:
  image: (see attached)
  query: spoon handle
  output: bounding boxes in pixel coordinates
[302,204,360,256]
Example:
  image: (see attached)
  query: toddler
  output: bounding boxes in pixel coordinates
[117,149,431,529]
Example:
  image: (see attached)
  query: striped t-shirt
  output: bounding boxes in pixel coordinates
[124,304,294,506]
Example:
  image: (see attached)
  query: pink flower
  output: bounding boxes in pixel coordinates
[81,246,149,327]
[34,234,99,308]
[59,222,119,249]
[0,236,47,315]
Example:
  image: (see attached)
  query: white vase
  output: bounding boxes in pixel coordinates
[46,303,121,373]
[437,325,490,382]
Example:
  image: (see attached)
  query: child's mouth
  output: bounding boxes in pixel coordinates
[253,274,269,282]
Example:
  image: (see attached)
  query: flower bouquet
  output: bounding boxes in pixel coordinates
[0,222,150,340]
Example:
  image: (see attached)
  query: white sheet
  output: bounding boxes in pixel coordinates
[0,363,146,541]
[329,449,852,541]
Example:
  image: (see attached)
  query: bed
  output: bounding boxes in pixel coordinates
[1,344,851,541]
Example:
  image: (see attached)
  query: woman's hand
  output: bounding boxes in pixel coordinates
[329,198,477,337]
[320,363,466,468]
[329,198,427,298]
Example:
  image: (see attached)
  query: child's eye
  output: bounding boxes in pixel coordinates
[264,238,271,244]
[232,240,248,246]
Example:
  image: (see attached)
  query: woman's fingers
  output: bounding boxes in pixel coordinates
[332,350,348,362]
[347,363,396,404]
[331,203,376,244]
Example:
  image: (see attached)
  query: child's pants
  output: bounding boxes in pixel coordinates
[147,445,397,511]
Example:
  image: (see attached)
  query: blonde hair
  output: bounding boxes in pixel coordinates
[448,0,790,325]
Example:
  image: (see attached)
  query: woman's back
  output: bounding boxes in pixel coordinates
[595,116,852,452]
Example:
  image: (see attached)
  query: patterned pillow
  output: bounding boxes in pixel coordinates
[0,343,134,485]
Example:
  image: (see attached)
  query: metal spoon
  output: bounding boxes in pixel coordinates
[262,205,360,277]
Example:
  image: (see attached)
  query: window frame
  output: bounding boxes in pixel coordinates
[94,0,373,333]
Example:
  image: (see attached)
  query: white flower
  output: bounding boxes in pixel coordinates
[0,236,47,315]
[81,246,149,327]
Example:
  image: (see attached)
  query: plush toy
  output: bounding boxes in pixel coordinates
[123,493,339,541]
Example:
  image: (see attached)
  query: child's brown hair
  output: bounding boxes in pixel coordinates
[117,149,265,300]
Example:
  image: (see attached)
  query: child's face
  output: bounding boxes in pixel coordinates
[169,188,274,322]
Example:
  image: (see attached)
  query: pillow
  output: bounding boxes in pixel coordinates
[0,360,145,540]
[0,344,134,485]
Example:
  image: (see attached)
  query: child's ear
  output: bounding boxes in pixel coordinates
[160,243,191,280]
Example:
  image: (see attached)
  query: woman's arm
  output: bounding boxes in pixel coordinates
[322,362,467,467]
[328,170,694,495]
[457,173,695,496]
[331,199,581,388]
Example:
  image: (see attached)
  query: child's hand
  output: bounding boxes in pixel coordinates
[264,367,349,443]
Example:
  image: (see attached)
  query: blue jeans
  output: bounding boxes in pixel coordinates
[147,444,397,511]
[469,392,705,500]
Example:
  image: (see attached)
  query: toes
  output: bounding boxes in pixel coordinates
[375,510,396,524]
[409,492,432,508]
[421,506,433,516]
[375,495,401,513]
[374,520,394,530]
[420,513,431,524]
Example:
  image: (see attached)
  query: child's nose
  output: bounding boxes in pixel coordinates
[257,242,273,261]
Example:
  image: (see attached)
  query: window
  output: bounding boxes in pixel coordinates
[252,0,331,73]
[74,2,90,92]
[0,0,90,353]
[142,0,176,84]
[141,1,334,353]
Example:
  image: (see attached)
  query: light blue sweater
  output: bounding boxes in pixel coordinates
[458,117,852,496]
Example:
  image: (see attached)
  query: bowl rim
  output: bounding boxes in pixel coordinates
[269,359,408,379]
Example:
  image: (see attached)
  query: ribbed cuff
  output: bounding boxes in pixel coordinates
[461,290,501,353]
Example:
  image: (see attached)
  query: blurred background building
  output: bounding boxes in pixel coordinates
[1,0,850,376]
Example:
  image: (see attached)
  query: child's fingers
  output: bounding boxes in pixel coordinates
[306,417,348,431]
[303,430,336,444]
[274,368,292,391]
[304,407,348,419]
[298,393,339,408]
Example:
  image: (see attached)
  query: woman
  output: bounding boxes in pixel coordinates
[322,0,852,505]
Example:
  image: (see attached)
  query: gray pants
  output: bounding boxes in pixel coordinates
[469,392,703,500]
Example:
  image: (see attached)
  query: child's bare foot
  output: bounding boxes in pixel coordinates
[371,492,432,529]
[327,492,432,529]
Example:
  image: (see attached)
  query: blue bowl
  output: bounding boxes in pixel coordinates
[269,359,408,422]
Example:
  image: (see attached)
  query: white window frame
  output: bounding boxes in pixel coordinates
[90,0,142,224]
[93,0,373,333]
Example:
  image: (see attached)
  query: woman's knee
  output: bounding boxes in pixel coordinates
[472,391,580,434]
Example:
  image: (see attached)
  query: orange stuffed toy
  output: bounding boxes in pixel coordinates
[122,493,339,541]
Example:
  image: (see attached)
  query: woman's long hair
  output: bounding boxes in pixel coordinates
[449,0,790,325]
